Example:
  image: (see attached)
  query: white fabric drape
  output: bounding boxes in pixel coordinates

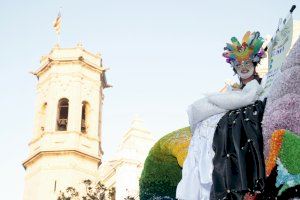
[187,80,263,133]
[176,113,224,200]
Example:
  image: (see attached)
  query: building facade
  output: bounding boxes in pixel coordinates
[23,44,109,200]
[99,117,156,200]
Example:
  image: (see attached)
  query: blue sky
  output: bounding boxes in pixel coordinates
[0,0,299,198]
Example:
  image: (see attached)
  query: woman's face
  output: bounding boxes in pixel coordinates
[234,61,254,79]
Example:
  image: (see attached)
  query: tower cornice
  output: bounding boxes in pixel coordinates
[33,45,106,78]
[35,58,105,77]
[22,150,101,170]
[28,131,100,146]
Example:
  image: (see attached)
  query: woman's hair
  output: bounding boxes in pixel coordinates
[233,62,262,89]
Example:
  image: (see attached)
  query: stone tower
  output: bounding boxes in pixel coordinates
[23,44,110,200]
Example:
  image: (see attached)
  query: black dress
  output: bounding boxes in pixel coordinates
[210,100,266,200]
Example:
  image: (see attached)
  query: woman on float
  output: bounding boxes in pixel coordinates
[176,31,266,200]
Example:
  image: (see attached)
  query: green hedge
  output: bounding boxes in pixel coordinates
[139,127,191,200]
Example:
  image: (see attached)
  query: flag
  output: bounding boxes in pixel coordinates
[261,13,293,98]
[53,12,61,35]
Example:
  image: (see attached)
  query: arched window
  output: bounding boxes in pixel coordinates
[81,101,89,133]
[40,102,47,132]
[57,98,69,131]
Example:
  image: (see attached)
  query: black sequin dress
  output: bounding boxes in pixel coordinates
[210,100,266,200]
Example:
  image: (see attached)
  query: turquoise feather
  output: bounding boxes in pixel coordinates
[231,37,241,47]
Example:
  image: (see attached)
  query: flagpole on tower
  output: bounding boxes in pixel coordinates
[57,27,61,45]
[53,8,62,46]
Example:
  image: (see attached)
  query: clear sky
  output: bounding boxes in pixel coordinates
[0,0,299,198]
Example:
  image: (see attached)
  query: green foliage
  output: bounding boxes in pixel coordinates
[280,130,300,174]
[139,127,190,200]
[57,187,79,200]
[57,179,116,200]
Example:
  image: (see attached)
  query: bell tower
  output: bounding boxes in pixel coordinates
[23,44,110,200]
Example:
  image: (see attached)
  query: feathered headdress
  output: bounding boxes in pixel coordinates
[223,31,266,67]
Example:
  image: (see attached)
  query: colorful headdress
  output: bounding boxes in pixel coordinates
[223,31,266,67]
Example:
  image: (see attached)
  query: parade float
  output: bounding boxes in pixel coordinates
[140,5,300,200]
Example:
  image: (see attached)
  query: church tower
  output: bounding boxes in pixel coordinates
[23,44,109,200]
